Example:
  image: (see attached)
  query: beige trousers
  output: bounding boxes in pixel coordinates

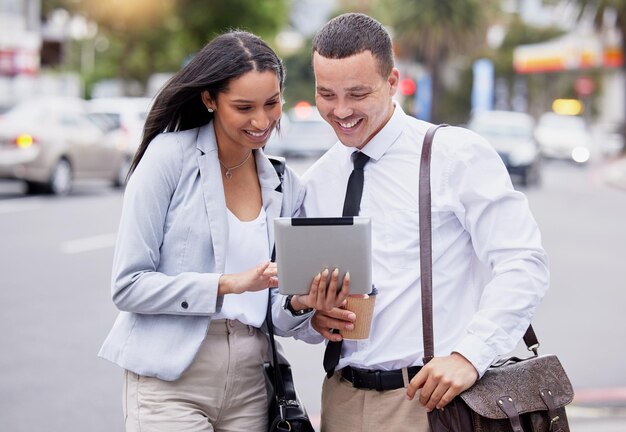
[123,319,269,432]
[321,372,430,432]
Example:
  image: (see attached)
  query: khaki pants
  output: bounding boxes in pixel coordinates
[123,319,269,432]
[321,372,430,432]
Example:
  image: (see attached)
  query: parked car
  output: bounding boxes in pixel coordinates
[535,112,591,163]
[0,97,130,195]
[87,97,152,155]
[264,106,337,157]
[467,110,541,186]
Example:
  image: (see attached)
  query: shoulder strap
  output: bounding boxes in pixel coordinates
[419,124,449,364]
[418,124,539,365]
[266,154,286,395]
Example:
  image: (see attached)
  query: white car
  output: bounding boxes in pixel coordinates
[467,110,541,186]
[264,106,337,158]
[87,97,152,156]
[535,113,592,163]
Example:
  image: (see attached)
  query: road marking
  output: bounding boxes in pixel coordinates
[0,200,44,214]
[60,233,118,254]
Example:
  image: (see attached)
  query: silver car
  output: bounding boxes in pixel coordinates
[0,97,130,195]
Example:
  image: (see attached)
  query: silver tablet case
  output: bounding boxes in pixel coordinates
[275,217,372,295]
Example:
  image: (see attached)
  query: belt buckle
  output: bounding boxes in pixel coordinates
[373,370,383,391]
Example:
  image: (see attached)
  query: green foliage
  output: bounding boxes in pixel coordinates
[49,0,289,94]
[383,0,492,122]
[282,39,316,108]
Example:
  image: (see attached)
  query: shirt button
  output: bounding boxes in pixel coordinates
[181,301,189,309]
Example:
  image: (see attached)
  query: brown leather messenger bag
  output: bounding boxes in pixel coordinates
[419,125,574,432]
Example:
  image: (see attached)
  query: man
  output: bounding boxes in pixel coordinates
[288,12,549,432]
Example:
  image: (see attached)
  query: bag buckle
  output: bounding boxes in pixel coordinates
[549,415,561,431]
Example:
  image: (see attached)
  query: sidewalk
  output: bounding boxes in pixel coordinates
[568,387,626,431]
[602,155,626,190]
[568,405,626,431]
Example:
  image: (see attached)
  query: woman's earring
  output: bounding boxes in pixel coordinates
[207,107,214,113]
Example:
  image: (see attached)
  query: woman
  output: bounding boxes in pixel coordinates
[99,31,342,432]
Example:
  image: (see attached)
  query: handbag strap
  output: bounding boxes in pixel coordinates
[418,124,538,365]
[266,156,286,398]
[266,284,285,397]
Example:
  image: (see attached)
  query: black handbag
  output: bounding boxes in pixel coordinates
[418,125,574,432]
[264,289,315,432]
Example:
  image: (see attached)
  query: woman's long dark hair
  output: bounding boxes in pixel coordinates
[128,30,285,176]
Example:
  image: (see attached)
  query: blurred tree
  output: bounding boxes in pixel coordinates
[383,0,494,122]
[44,0,289,96]
[488,16,564,116]
[283,39,316,107]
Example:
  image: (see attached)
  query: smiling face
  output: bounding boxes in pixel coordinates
[313,50,398,149]
[203,70,282,157]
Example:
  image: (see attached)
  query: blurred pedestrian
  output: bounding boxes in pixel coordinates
[292,13,550,431]
[98,30,329,432]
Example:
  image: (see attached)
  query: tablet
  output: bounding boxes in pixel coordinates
[274,216,372,295]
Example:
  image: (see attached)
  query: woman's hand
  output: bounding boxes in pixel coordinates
[294,268,351,312]
[218,261,278,295]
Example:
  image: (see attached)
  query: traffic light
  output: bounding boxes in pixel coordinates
[399,78,416,96]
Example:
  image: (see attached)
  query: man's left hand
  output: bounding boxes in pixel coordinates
[406,352,478,411]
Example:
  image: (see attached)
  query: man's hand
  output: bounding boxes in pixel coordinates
[311,308,356,342]
[406,353,478,411]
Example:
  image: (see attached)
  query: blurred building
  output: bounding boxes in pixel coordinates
[0,0,40,106]
[0,0,83,106]
[0,0,40,77]
[512,0,624,124]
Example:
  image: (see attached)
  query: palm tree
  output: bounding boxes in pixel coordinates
[385,0,492,122]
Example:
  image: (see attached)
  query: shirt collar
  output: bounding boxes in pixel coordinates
[357,103,407,161]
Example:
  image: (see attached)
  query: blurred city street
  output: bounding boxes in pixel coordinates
[1,154,626,431]
[3,1,626,430]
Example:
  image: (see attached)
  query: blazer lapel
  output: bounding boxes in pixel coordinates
[196,124,228,271]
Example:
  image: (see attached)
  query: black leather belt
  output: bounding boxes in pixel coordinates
[340,365,422,391]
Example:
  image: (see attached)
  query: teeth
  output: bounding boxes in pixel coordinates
[247,130,266,137]
[339,119,359,128]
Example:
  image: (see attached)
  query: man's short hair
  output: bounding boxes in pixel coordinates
[313,13,394,78]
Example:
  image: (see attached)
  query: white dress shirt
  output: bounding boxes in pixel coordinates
[297,105,549,375]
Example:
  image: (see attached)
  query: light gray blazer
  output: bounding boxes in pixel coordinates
[98,122,307,381]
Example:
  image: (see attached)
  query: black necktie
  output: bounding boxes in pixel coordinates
[323,151,370,378]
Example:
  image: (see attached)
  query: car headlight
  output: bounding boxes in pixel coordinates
[571,146,590,163]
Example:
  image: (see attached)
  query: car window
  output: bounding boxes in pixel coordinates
[87,113,119,131]
[471,122,532,139]
[2,101,46,126]
[539,114,586,131]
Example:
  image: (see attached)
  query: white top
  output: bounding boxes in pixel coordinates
[297,105,549,376]
[213,207,270,327]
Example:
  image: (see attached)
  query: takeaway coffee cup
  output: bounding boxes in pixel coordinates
[339,287,377,340]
